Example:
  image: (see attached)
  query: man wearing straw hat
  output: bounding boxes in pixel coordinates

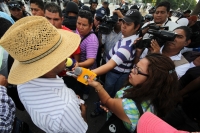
[0,16,88,133]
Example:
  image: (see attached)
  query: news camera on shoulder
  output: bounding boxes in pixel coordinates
[136,23,177,49]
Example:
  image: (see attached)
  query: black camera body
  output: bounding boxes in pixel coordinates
[98,13,118,34]
[136,25,177,49]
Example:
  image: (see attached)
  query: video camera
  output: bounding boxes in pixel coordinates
[98,13,118,34]
[136,23,177,49]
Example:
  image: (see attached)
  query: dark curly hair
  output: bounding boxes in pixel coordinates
[123,53,179,117]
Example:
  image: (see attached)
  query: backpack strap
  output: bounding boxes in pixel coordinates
[81,32,94,43]
[133,101,144,133]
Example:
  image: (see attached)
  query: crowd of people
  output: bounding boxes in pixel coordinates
[0,0,200,132]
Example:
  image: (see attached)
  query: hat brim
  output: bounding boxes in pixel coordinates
[8,29,80,84]
[120,17,134,23]
[9,7,21,10]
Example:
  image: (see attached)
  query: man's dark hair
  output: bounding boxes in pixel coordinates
[45,3,62,17]
[156,1,170,12]
[0,17,12,38]
[78,10,93,25]
[174,26,192,41]
[30,0,44,10]
[183,9,191,14]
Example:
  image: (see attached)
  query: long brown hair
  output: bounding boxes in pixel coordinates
[123,53,179,117]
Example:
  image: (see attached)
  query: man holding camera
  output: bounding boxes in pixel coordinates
[142,26,191,79]
[138,2,190,78]
[142,1,180,39]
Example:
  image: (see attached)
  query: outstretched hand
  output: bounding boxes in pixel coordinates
[0,75,7,87]
[87,79,101,88]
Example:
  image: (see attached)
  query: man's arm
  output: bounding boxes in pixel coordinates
[0,75,16,133]
[92,59,117,75]
[78,58,95,68]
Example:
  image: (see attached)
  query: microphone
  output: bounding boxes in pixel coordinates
[66,71,77,78]
[66,58,76,71]
[74,67,97,85]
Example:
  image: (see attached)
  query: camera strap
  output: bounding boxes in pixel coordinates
[81,32,94,43]
[163,19,169,26]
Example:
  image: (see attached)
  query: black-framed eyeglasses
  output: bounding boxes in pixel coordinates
[133,66,149,77]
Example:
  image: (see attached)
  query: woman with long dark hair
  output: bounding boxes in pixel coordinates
[88,53,179,132]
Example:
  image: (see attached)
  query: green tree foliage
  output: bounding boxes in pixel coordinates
[145,0,197,11]
[191,0,200,15]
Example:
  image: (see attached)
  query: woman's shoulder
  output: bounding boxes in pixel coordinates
[115,86,132,98]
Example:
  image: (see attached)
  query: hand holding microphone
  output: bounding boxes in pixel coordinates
[74,67,97,85]
[66,67,97,85]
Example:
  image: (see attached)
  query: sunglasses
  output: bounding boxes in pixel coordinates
[132,66,149,77]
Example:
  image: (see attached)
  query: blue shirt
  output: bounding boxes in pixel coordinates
[0,11,15,24]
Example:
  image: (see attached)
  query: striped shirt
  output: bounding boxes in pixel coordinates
[79,32,99,69]
[17,76,88,133]
[106,34,138,73]
[0,85,16,133]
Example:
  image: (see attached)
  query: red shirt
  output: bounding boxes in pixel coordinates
[61,25,81,56]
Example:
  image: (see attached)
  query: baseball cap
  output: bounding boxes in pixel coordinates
[80,5,90,12]
[130,4,139,11]
[137,112,189,133]
[120,9,142,23]
[96,8,106,18]
[8,1,21,10]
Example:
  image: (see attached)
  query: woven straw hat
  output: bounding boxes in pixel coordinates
[0,16,80,84]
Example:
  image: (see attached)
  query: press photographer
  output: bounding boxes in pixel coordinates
[139,26,191,79]
[98,13,118,34]
[136,24,177,49]
[141,1,180,38]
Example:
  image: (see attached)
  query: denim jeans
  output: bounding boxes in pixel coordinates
[104,71,129,98]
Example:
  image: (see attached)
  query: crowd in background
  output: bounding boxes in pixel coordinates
[0,0,200,132]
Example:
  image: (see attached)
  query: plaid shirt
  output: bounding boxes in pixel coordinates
[0,85,16,133]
